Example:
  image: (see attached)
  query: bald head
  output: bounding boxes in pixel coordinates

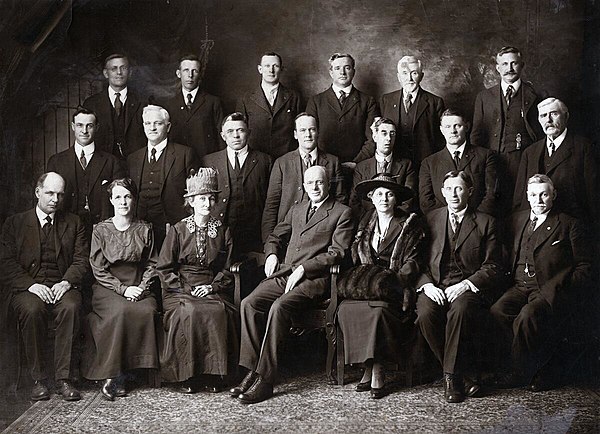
[35,172,66,214]
[303,165,329,203]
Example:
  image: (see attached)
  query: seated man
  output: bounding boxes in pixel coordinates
[491,174,593,391]
[231,165,354,404]
[1,172,89,401]
[416,171,502,403]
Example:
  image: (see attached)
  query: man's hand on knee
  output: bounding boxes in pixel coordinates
[422,283,447,306]
[284,266,305,293]
[28,283,54,304]
[50,280,71,303]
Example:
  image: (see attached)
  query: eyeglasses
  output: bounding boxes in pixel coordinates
[304,180,325,187]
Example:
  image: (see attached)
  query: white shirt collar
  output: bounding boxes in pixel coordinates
[182,87,199,103]
[547,128,568,150]
[529,210,549,229]
[74,142,95,159]
[402,86,420,100]
[35,206,55,227]
[261,81,279,94]
[375,152,393,163]
[299,148,318,163]
[501,79,521,95]
[332,84,353,98]
[108,86,128,106]
[227,145,249,168]
[148,139,168,162]
[446,142,466,158]
[312,195,329,210]
[448,206,468,223]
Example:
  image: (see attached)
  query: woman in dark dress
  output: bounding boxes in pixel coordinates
[83,178,160,401]
[157,168,237,393]
[337,173,426,398]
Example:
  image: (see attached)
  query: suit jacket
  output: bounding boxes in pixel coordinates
[159,90,224,158]
[83,88,146,158]
[127,142,198,224]
[378,88,445,164]
[470,82,542,152]
[1,209,90,292]
[201,148,273,229]
[419,143,499,216]
[261,149,346,242]
[416,207,502,305]
[350,156,418,219]
[47,147,125,224]
[306,86,379,162]
[506,210,592,309]
[513,132,599,224]
[236,83,302,159]
[264,196,354,297]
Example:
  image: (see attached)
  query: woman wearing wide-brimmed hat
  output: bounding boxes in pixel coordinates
[157,168,237,393]
[336,173,426,398]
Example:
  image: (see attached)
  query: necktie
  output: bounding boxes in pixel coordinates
[404,92,412,113]
[304,154,312,169]
[453,151,461,169]
[527,216,538,236]
[187,93,193,111]
[150,147,157,164]
[505,85,514,105]
[234,151,241,174]
[548,140,555,157]
[378,160,389,174]
[307,204,317,223]
[42,216,52,237]
[338,90,347,108]
[79,150,87,170]
[114,92,123,117]
[450,213,460,234]
[268,87,277,106]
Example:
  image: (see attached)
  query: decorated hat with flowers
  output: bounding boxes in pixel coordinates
[183,167,221,197]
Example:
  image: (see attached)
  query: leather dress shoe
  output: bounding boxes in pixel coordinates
[56,380,81,401]
[229,371,258,397]
[238,376,273,404]
[178,380,197,394]
[463,376,481,398]
[30,380,50,401]
[528,372,554,392]
[370,386,387,399]
[443,373,465,403]
[101,378,116,401]
[114,383,127,397]
[356,381,371,392]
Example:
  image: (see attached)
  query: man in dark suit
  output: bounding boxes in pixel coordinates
[1,172,89,401]
[47,108,124,235]
[236,52,302,159]
[491,174,592,391]
[350,117,417,219]
[471,46,543,214]
[127,105,198,249]
[306,53,379,165]
[159,54,224,159]
[83,53,146,163]
[230,165,354,404]
[202,112,272,259]
[420,109,499,216]
[513,98,599,227]
[379,55,445,167]
[261,113,345,242]
[416,171,502,403]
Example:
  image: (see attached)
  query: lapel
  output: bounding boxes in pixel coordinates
[315,150,330,169]
[250,85,272,114]
[390,90,402,126]
[377,216,403,253]
[189,91,207,118]
[85,151,108,191]
[546,133,572,175]
[25,210,42,265]
[301,197,333,233]
[459,143,475,171]
[492,84,503,116]
[412,89,428,127]
[512,211,530,269]
[242,149,259,184]
[430,209,447,262]
[160,144,176,195]
[340,87,360,117]
[272,84,290,116]
[130,148,145,190]
[521,84,537,116]
[534,212,559,251]
[124,91,140,133]
[455,210,477,251]
[53,212,68,258]
[325,87,343,114]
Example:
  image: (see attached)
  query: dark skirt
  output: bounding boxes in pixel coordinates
[82,284,160,380]
[160,292,238,382]
[337,300,413,365]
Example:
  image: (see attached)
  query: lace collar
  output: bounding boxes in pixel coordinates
[184,215,222,238]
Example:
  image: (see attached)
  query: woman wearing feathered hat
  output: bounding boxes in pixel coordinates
[336,173,426,398]
[157,168,237,393]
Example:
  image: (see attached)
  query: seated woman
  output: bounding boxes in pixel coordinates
[83,178,160,401]
[157,168,237,393]
[337,173,426,398]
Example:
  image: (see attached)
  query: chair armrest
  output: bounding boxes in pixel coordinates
[326,265,341,322]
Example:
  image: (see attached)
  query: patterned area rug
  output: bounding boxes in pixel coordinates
[3,374,599,433]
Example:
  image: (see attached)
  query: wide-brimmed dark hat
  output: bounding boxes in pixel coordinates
[355,173,414,202]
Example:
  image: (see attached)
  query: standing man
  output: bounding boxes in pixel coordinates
[416,171,502,403]
[261,113,345,242]
[83,53,146,163]
[202,112,272,259]
[306,53,379,166]
[471,46,542,213]
[420,109,499,216]
[236,52,302,159]
[350,117,417,219]
[127,105,198,249]
[230,166,354,404]
[160,54,224,159]
[492,175,592,391]
[513,98,599,227]
[379,55,445,167]
[47,108,124,235]
[1,172,89,401]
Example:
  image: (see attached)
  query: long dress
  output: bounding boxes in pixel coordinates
[157,215,237,382]
[82,219,160,380]
[337,210,425,365]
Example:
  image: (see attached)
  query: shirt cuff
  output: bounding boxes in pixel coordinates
[464,279,479,293]
[417,283,435,293]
